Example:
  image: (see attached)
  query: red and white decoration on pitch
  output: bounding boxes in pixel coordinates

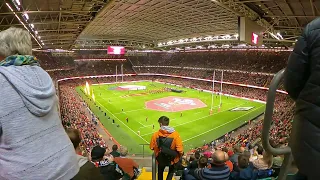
[145,96,207,112]
[107,46,125,55]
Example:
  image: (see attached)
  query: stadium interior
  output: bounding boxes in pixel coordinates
[0,0,319,180]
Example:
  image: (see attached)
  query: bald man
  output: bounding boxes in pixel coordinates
[192,150,230,180]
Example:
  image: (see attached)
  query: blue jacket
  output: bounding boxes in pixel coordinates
[230,163,255,180]
[284,17,320,180]
[193,165,230,180]
[229,163,272,180]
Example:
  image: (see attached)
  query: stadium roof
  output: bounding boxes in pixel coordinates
[0,0,318,50]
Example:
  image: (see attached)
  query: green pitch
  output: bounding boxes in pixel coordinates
[76,81,265,155]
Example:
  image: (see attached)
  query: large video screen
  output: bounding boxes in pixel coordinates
[107,46,125,55]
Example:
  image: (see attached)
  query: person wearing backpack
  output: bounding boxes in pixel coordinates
[150,116,184,180]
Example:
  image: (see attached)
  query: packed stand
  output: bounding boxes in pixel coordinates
[34,51,75,70]
[130,50,290,73]
[180,143,284,180]
[60,85,106,153]
[135,67,274,88]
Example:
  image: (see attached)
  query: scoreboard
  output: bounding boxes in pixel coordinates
[107,46,125,55]
[239,17,264,46]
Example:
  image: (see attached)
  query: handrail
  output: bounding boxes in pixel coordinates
[262,69,291,155]
[152,153,157,180]
[262,69,292,180]
[139,144,150,158]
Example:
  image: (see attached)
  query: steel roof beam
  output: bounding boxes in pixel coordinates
[0,11,97,15]
[212,0,275,32]
[264,15,317,18]
[310,0,316,16]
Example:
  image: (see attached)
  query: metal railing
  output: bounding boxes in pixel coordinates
[262,69,292,180]
[152,153,157,180]
[139,144,150,158]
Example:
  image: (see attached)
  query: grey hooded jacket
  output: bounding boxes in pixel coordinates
[0,65,79,180]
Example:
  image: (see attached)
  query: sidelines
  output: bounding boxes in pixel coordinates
[182,105,265,142]
[140,102,248,137]
[95,101,149,143]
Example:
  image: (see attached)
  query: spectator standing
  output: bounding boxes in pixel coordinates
[66,129,104,180]
[111,144,120,157]
[0,27,79,180]
[191,150,230,180]
[114,146,139,180]
[150,116,183,180]
[284,17,320,180]
[230,146,241,164]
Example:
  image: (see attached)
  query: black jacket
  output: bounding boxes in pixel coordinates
[100,162,124,180]
[72,161,104,180]
[284,17,320,180]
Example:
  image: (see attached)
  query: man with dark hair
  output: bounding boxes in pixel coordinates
[188,151,201,170]
[91,145,124,180]
[230,146,241,164]
[238,155,250,169]
[184,156,208,180]
[66,129,104,180]
[111,144,120,157]
[257,145,264,156]
[230,155,255,180]
[198,156,209,168]
[150,116,183,180]
[192,150,230,180]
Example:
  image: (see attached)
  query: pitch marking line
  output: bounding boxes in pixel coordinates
[95,101,149,143]
[139,124,155,129]
[140,102,249,137]
[182,105,265,142]
[114,108,146,115]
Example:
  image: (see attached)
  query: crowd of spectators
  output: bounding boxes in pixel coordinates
[60,85,106,154]
[34,52,75,70]
[135,67,274,88]
[46,60,134,80]
[130,50,290,73]
[181,144,281,180]
[37,50,287,90]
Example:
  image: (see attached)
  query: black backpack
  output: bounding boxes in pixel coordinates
[157,136,179,166]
